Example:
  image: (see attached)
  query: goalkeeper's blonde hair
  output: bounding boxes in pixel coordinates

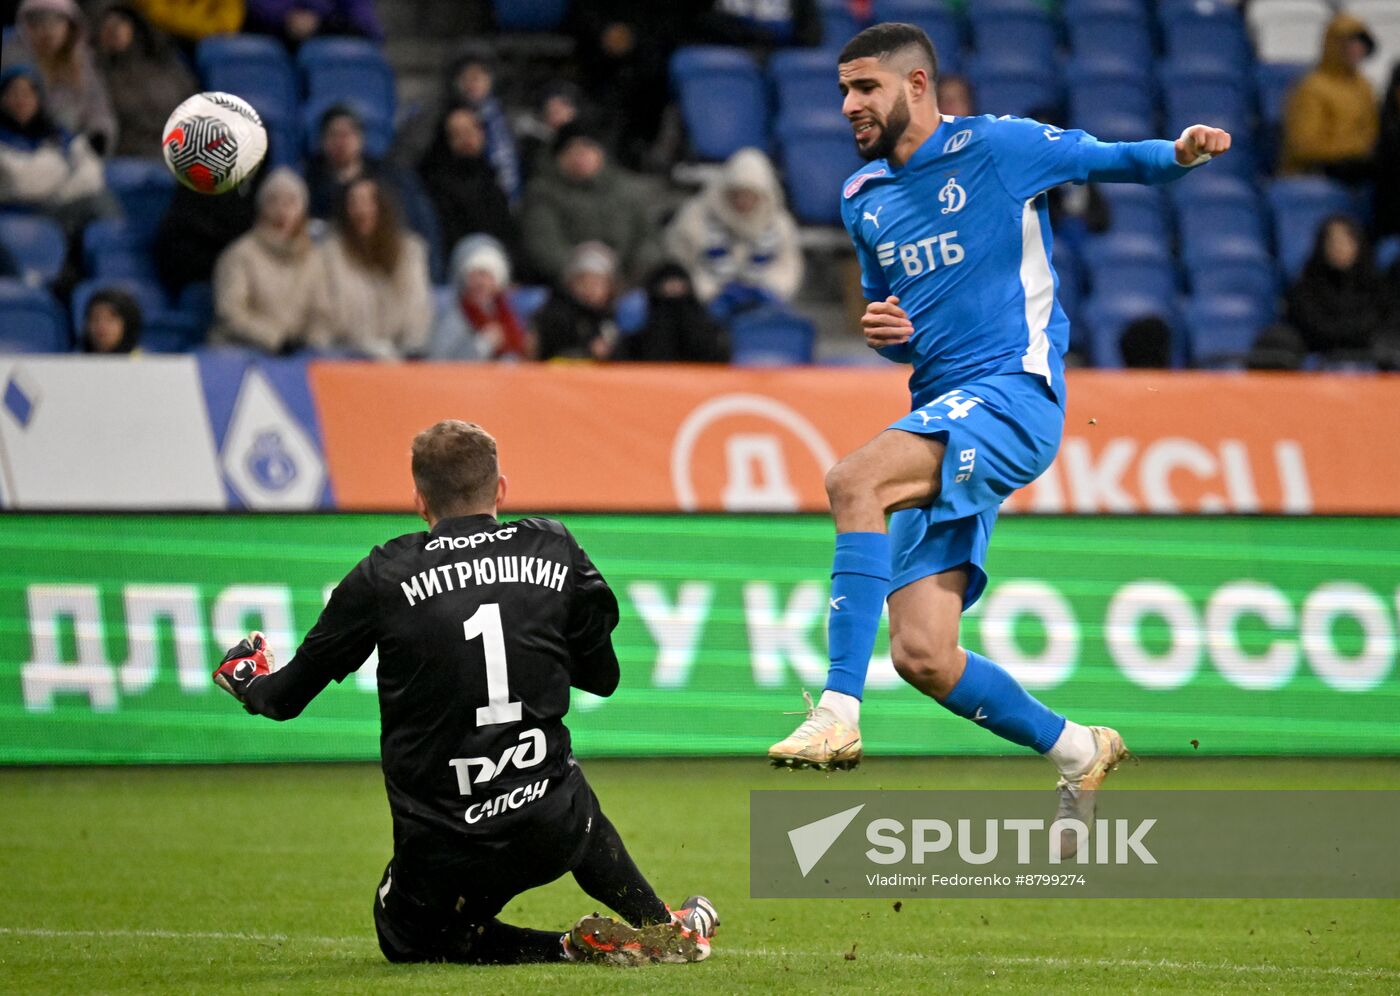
[411,420,499,518]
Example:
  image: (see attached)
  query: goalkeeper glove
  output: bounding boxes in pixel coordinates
[213,631,274,710]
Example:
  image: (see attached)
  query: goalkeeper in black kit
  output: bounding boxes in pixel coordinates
[212,419,718,966]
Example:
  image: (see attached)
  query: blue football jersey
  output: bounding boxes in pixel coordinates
[841,114,1178,409]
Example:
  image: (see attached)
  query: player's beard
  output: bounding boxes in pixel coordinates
[859,91,911,162]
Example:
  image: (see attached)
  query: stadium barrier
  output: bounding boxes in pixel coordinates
[1,357,1398,513]
[2,514,1396,763]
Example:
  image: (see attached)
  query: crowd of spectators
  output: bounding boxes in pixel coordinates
[1,0,1397,368]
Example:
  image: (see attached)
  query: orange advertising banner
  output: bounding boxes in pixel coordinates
[308,365,1400,515]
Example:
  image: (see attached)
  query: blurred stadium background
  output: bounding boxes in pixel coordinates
[2,0,1399,990]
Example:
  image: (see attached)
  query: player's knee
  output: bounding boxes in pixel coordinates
[824,458,858,506]
[891,635,962,699]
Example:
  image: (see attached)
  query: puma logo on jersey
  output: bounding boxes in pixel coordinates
[830,596,847,611]
[863,206,884,229]
[971,707,988,722]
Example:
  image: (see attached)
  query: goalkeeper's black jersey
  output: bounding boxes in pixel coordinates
[243,514,619,840]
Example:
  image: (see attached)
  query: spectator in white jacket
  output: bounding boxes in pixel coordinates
[0,64,114,233]
[664,147,803,311]
[312,176,432,359]
[2,0,117,154]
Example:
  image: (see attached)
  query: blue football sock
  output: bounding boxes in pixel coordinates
[823,531,891,700]
[940,650,1066,753]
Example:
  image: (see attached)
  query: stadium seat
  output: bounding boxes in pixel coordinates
[1159,61,1253,124]
[1377,235,1400,273]
[1073,108,1155,143]
[1255,62,1308,128]
[141,313,205,353]
[0,280,70,353]
[1268,176,1358,276]
[492,0,569,32]
[1185,293,1272,367]
[967,63,1061,119]
[299,37,397,126]
[1176,192,1269,253]
[775,112,863,226]
[871,0,962,72]
[1064,0,1152,19]
[103,158,177,239]
[1161,5,1253,73]
[70,278,168,335]
[0,214,66,285]
[1096,185,1170,242]
[196,34,299,125]
[817,0,868,48]
[1067,14,1154,69]
[507,285,550,325]
[1082,232,1176,299]
[82,219,158,280]
[175,281,215,329]
[729,305,816,366]
[1067,69,1155,136]
[1186,256,1279,307]
[1247,0,1331,64]
[671,47,769,162]
[969,11,1059,74]
[1082,291,1175,368]
[769,49,839,119]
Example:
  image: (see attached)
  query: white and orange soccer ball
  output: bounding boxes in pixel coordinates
[161,92,268,195]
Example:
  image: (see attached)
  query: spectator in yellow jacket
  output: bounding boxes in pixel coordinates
[138,0,243,41]
[1281,13,1379,181]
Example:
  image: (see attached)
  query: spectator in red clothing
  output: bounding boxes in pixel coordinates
[430,234,530,362]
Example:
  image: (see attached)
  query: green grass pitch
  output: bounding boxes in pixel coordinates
[4,757,1399,994]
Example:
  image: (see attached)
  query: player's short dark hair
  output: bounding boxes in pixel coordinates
[412,420,499,518]
[838,22,938,82]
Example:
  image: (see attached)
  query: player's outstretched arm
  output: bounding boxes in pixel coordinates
[212,631,335,720]
[1173,124,1232,167]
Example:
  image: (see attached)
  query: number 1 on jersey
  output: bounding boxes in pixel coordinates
[463,603,522,727]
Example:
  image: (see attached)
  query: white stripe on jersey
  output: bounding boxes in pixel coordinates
[1018,198,1054,385]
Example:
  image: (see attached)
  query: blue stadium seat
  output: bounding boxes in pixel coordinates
[1159,62,1253,131]
[82,219,158,280]
[1167,168,1255,207]
[1064,0,1152,19]
[0,214,66,284]
[1186,256,1279,307]
[196,34,299,124]
[671,47,769,162]
[507,285,550,325]
[615,289,648,335]
[1097,185,1170,241]
[70,278,168,335]
[769,49,839,119]
[1083,291,1174,368]
[299,37,397,125]
[970,8,1059,73]
[1067,14,1153,69]
[1378,235,1400,272]
[1176,192,1269,252]
[967,63,1061,119]
[818,0,868,48]
[1073,108,1154,143]
[103,158,176,239]
[1082,232,1176,299]
[493,0,569,31]
[1268,176,1358,277]
[0,281,70,352]
[872,0,962,72]
[1161,5,1253,72]
[1185,293,1272,367]
[302,98,392,159]
[1067,70,1154,136]
[776,112,863,226]
[1255,62,1307,127]
[176,281,215,329]
[729,306,816,366]
[141,313,205,353]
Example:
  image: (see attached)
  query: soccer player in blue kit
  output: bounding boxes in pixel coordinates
[769,22,1230,842]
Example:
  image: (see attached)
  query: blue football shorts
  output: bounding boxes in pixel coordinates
[886,371,1064,608]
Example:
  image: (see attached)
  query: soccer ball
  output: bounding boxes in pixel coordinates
[161,92,268,195]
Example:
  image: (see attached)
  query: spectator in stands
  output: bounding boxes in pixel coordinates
[138,0,244,43]
[80,286,141,353]
[1118,317,1172,369]
[1281,13,1379,181]
[937,75,975,119]
[155,179,256,293]
[92,2,197,159]
[305,104,441,276]
[210,167,323,354]
[443,48,521,204]
[533,241,620,361]
[521,120,657,285]
[1285,215,1396,363]
[620,262,730,362]
[244,0,384,46]
[664,147,803,310]
[313,176,431,359]
[430,234,530,362]
[0,65,115,233]
[416,104,518,262]
[1374,65,1400,239]
[691,0,821,48]
[515,81,582,183]
[2,0,117,155]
